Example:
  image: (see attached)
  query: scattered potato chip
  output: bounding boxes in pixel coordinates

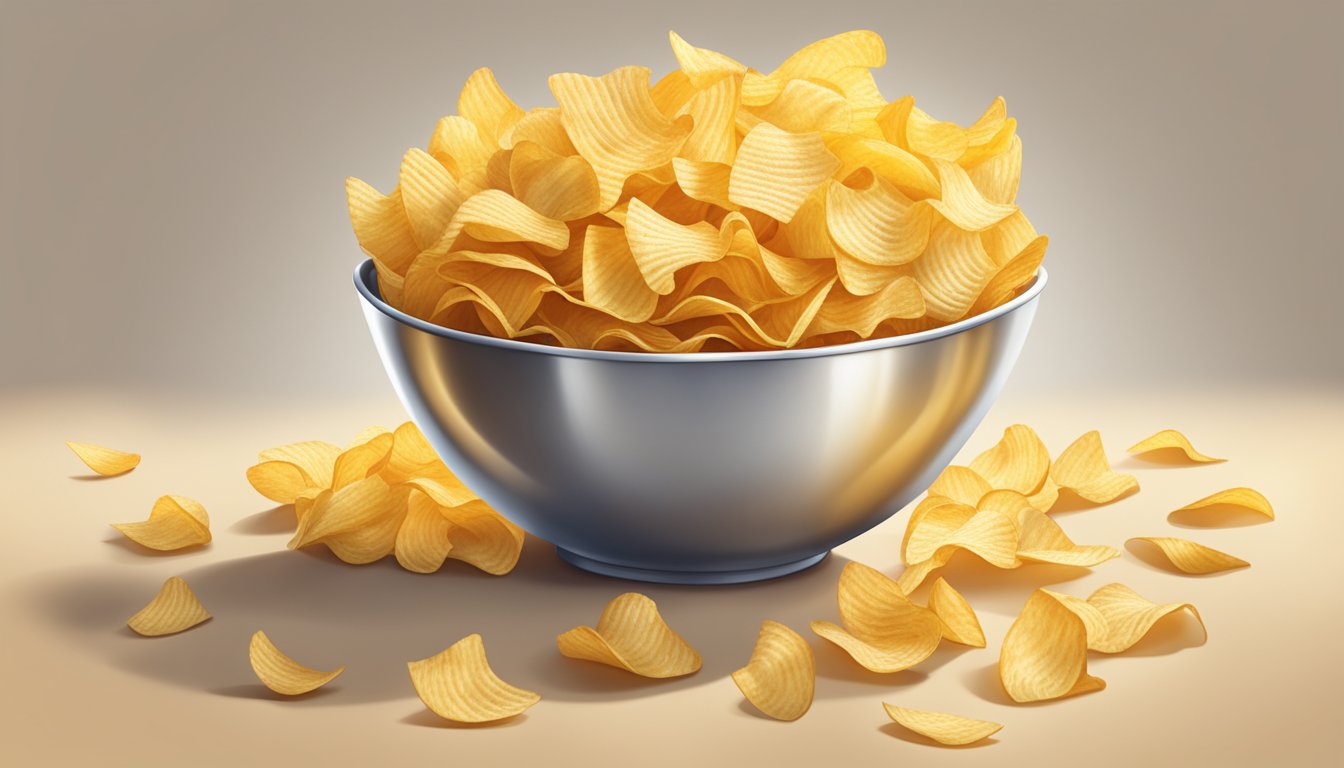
[732,620,814,720]
[67,442,140,476]
[408,634,539,723]
[112,495,211,551]
[1127,429,1224,463]
[347,30,1046,352]
[811,562,942,673]
[883,704,1002,746]
[126,576,210,636]
[248,423,524,575]
[249,630,345,695]
[999,589,1105,702]
[1084,583,1205,653]
[1172,487,1274,522]
[926,578,985,647]
[968,424,1050,496]
[557,592,702,678]
[1050,431,1139,504]
[1128,537,1249,574]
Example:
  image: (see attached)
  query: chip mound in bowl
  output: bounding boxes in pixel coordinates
[346,28,1045,354]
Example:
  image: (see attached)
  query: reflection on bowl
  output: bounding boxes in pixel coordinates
[355,260,1046,584]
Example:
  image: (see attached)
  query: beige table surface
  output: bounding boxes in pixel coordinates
[3,383,1340,766]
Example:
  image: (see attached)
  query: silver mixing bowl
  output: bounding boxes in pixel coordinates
[355,260,1046,584]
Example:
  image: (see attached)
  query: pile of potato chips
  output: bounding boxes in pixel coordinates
[347,30,1046,352]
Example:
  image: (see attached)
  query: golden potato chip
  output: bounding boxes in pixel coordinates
[550,66,690,210]
[112,495,211,551]
[508,141,601,221]
[1128,537,1249,574]
[676,72,739,165]
[288,476,394,550]
[557,592,702,678]
[967,424,1050,496]
[126,576,210,637]
[66,441,140,476]
[741,30,885,106]
[729,122,839,223]
[667,31,746,88]
[827,134,940,200]
[434,189,570,252]
[671,157,735,209]
[249,630,345,696]
[826,177,932,266]
[1127,428,1224,463]
[320,495,408,565]
[926,578,985,647]
[399,148,464,248]
[883,704,1002,746]
[977,490,1119,566]
[458,67,524,146]
[247,440,341,504]
[745,78,851,135]
[969,234,1048,318]
[330,431,394,490]
[926,158,1017,231]
[732,620,814,721]
[626,199,736,294]
[441,500,525,575]
[913,222,998,322]
[1172,487,1274,522]
[927,466,992,508]
[1050,430,1139,504]
[1084,583,1204,653]
[999,589,1105,702]
[811,562,942,673]
[409,634,539,723]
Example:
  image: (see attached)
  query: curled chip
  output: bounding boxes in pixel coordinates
[249,423,525,575]
[557,592,702,678]
[346,30,1048,352]
[1084,583,1205,653]
[1050,430,1138,504]
[409,633,540,723]
[126,576,211,636]
[1128,537,1249,574]
[927,578,985,647]
[999,589,1105,703]
[112,495,211,551]
[732,620,815,721]
[249,630,345,695]
[968,424,1050,496]
[1171,487,1274,523]
[1127,429,1224,463]
[67,442,140,476]
[883,704,1002,746]
[811,562,942,673]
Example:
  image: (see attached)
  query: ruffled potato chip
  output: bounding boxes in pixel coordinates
[732,620,814,721]
[1172,487,1274,522]
[811,562,942,673]
[1084,583,1204,653]
[1050,431,1139,504]
[112,495,211,551]
[999,589,1105,703]
[883,704,1002,746]
[1129,537,1249,574]
[247,440,341,504]
[249,630,345,695]
[408,634,539,723]
[926,578,985,647]
[729,123,839,223]
[557,593,702,678]
[67,442,140,476]
[967,424,1050,496]
[1127,429,1224,463]
[126,576,210,636]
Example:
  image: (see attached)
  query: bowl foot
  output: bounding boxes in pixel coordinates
[554,548,830,585]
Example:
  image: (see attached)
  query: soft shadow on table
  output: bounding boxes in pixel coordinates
[229,505,297,535]
[28,537,849,707]
[1123,539,1248,578]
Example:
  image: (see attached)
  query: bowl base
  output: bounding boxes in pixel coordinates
[555,548,830,585]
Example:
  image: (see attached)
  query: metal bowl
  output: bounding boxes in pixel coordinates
[355,260,1046,584]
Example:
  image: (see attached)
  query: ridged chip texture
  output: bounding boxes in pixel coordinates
[557,592,702,678]
[1127,429,1224,463]
[67,442,140,476]
[249,631,345,695]
[408,634,539,723]
[126,577,211,636]
[1129,537,1249,574]
[112,495,211,551]
[883,704,1003,745]
[732,621,815,720]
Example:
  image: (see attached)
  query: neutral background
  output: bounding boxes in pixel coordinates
[2,1,1341,766]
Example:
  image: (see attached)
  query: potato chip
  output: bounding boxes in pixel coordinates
[508,141,601,221]
[927,466,993,508]
[288,475,395,550]
[883,704,1002,746]
[1128,537,1249,574]
[557,593,701,678]
[1127,429,1224,463]
[676,73,739,165]
[926,578,985,647]
[811,562,942,673]
[913,222,998,322]
[732,620,814,721]
[967,424,1050,496]
[458,67,524,146]
[977,489,1119,566]
[826,177,932,266]
[112,495,211,551]
[1050,431,1139,504]
[745,79,851,135]
[1084,583,1205,653]
[249,630,345,695]
[626,199,738,294]
[999,589,1105,702]
[1172,487,1274,522]
[926,158,1017,231]
[126,576,210,636]
[408,634,539,723]
[729,123,839,223]
[247,440,341,504]
[67,441,140,476]
[668,31,746,88]
[440,500,525,575]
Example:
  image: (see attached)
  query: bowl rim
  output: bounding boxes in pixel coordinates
[354,258,1047,363]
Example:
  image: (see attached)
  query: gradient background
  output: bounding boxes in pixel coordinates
[2,1,1341,766]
